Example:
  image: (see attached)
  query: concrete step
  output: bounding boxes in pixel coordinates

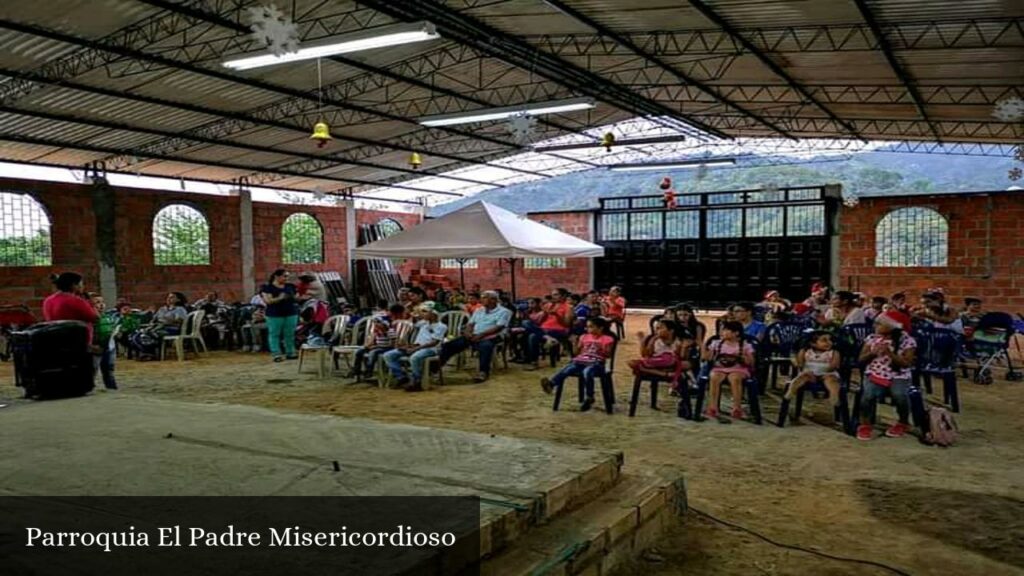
[481,471,685,576]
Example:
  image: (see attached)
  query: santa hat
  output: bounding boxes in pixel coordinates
[792,303,811,315]
[764,290,780,300]
[877,309,911,332]
[810,282,827,294]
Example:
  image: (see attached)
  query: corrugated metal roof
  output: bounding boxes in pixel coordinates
[0,0,1017,203]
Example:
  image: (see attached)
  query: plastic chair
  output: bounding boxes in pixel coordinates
[331,316,371,376]
[161,310,207,361]
[913,326,962,412]
[298,315,348,378]
[375,320,417,388]
[424,311,468,387]
[628,357,691,418]
[691,338,763,424]
[836,322,873,384]
[776,377,851,431]
[761,322,808,391]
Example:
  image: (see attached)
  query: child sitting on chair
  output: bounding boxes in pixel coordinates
[703,320,756,421]
[784,331,841,411]
[540,317,615,412]
[628,320,686,379]
[856,310,916,441]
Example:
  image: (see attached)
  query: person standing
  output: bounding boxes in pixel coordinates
[261,269,299,363]
[42,271,99,344]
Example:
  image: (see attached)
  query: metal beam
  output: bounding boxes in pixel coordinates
[359,0,728,138]
[852,0,942,142]
[684,0,861,140]
[0,106,476,196]
[0,133,460,195]
[538,0,793,139]
[0,19,522,151]
[0,69,547,179]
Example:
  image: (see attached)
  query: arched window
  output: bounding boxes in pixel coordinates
[0,192,52,266]
[875,207,948,267]
[525,220,567,269]
[377,218,403,238]
[282,212,323,264]
[153,204,210,265]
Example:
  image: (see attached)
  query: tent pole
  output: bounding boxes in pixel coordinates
[508,258,518,302]
[458,258,466,291]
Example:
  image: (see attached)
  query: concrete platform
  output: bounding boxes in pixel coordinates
[0,394,624,557]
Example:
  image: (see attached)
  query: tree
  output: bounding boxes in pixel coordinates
[282,213,323,264]
[153,208,210,265]
[0,228,51,266]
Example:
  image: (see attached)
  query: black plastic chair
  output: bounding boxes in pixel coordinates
[761,322,808,391]
[551,337,618,414]
[836,322,873,384]
[913,326,962,413]
[628,360,690,418]
[776,377,851,431]
[692,360,763,425]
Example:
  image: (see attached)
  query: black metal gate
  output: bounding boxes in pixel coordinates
[594,186,839,308]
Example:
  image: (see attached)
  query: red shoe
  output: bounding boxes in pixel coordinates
[731,407,746,420]
[885,422,910,438]
[856,424,874,441]
[703,407,718,419]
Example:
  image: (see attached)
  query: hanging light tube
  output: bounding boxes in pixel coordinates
[223,22,440,70]
[532,134,688,153]
[608,158,736,172]
[418,97,596,127]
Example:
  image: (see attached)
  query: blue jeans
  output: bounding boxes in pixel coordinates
[354,347,389,375]
[860,377,910,424]
[551,361,605,398]
[384,347,438,383]
[523,320,568,363]
[439,336,499,375]
[266,315,298,357]
[92,348,117,390]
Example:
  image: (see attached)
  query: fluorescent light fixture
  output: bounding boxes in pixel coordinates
[533,134,688,153]
[223,22,440,70]
[419,97,595,127]
[608,158,736,172]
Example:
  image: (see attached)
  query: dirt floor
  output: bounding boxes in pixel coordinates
[2,314,1022,576]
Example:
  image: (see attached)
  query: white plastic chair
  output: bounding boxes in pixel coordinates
[161,310,207,362]
[332,316,372,378]
[298,314,348,378]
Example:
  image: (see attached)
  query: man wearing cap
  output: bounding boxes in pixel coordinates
[802,283,830,314]
[383,308,447,392]
[436,291,511,383]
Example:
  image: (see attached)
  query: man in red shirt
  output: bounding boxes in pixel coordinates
[42,272,99,344]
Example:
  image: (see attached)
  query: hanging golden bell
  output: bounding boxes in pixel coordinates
[409,152,423,169]
[600,132,615,152]
[310,121,332,148]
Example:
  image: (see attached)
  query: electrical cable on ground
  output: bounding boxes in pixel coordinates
[688,507,913,576]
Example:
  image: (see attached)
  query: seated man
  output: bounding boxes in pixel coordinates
[436,291,512,383]
[383,309,447,392]
[348,304,405,381]
[959,297,985,338]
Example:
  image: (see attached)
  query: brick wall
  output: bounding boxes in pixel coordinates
[838,192,1024,313]
[0,178,414,314]
[429,211,594,297]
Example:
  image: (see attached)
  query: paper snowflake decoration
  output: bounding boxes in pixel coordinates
[1010,167,1023,181]
[992,97,1024,122]
[1014,144,1024,163]
[842,191,860,207]
[507,113,536,145]
[248,3,299,57]
[695,164,708,181]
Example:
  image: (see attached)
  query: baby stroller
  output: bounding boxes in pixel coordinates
[960,312,1022,384]
[0,304,36,361]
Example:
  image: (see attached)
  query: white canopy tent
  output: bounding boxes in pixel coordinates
[352,201,604,299]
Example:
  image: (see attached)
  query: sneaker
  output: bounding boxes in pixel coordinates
[580,397,594,412]
[286,355,298,360]
[703,407,718,419]
[885,422,910,438]
[542,337,557,351]
[540,378,553,394]
[856,424,874,441]
[731,407,746,420]
[403,382,424,393]
[273,356,284,363]
[472,373,488,384]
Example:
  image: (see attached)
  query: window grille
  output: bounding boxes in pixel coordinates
[600,213,628,241]
[153,204,210,265]
[377,218,403,238]
[665,211,699,239]
[707,209,743,238]
[0,192,51,266]
[875,207,948,267]
[440,258,477,269]
[282,213,323,264]
[524,257,566,269]
[786,205,826,236]
[745,207,784,237]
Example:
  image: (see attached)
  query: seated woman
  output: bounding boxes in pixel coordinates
[784,331,841,413]
[856,310,916,440]
[912,289,960,331]
[601,286,626,326]
[127,292,188,359]
[760,290,791,323]
[628,319,688,380]
[524,289,573,370]
[675,304,706,346]
[959,297,985,339]
[702,320,756,421]
[540,317,615,412]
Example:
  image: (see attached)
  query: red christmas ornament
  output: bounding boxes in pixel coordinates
[663,189,677,209]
